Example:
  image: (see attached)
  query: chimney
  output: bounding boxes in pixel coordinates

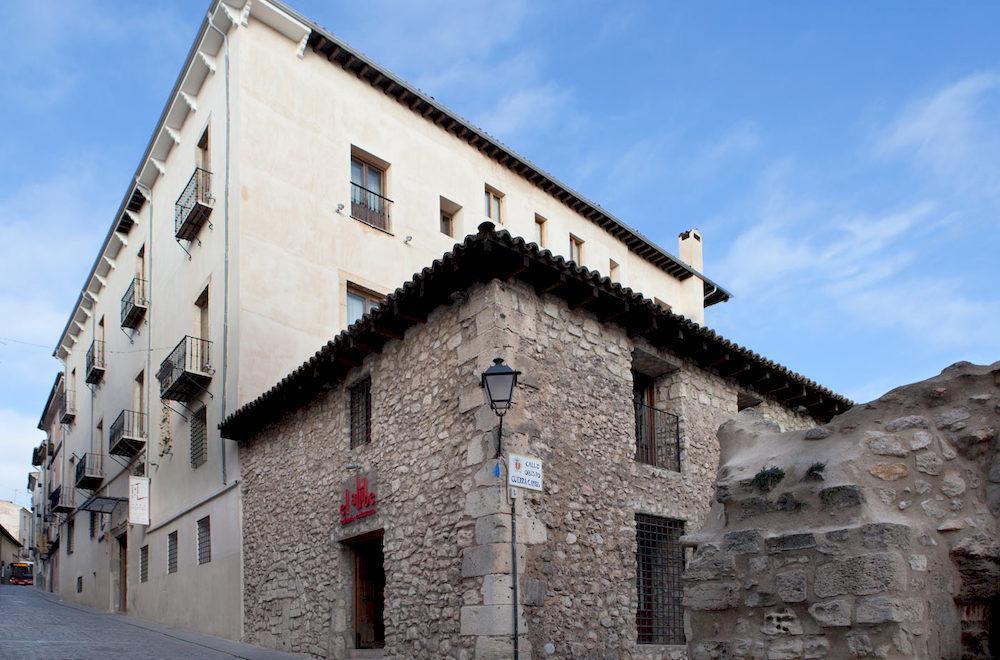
[678,229,703,271]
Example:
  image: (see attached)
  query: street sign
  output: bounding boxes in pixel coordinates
[128,476,150,525]
[507,454,543,491]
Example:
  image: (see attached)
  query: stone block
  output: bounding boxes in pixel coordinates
[686,551,737,581]
[460,604,525,636]
[884,415,929,432]
[774,569,807,603]
[819,484,865,511]
[745,589,778,608]
[724,529,763,554]
[465,488,508,518]
[933,408,970,431]
[481,574,512,605]
[808,598,852,627]
[684,581,740,611]
[860,523,911,550]
[803,635,830,659]
[766,533,816,553]
[854,596,924,624]
[914,451,943,475]
[522,576,546,606]
[869,462,908,481]
[814,552,906,597]
[865,431,908,456]
[941,470,966,497]
[804,426,832,440]
[767,638,803,659]
[461,544,511,577]
[910,430,933,451]
[761,609,803,636]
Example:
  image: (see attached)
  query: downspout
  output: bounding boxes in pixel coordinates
[206,10,232,485]
[134,179,154,482]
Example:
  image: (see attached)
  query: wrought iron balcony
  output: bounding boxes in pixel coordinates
[175,168,213,241]
[157,336,212,403]
[350,182,393,232]
[121,277,149,329]
[635,402,681,471]
[75,453,104,490]
[109,410,147,458]
[85,340,106,384]
[59,388,76,424]
[50,486,75,513]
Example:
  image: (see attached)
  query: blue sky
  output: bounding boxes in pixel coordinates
[1,0,998,505]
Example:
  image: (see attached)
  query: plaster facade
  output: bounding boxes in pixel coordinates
[35,0,730,642]
[238,279,817,658]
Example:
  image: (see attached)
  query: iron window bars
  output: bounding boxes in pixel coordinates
[349,377,372,448]
[175,168,213,240]
[350,182,393,232]
[635,402,681,471]
[121,277,149,329]
[636,514,685,645]
[109,410,147,458]
[85,340,106,384]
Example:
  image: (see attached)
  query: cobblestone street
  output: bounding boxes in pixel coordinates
[0,585,303,660]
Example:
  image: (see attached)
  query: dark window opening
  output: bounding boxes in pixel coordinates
[167,531,178,574]
[350,378,372,448]
[89,511,97,539]
[190,407,207,469]
[197,516,211,565]
[633,372,680,471]
[636,514,685,645]
[140,545,149,583]
[76,576,83,593]
[67,519,75,554]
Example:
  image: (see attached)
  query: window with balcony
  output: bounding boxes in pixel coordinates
[175,167,213,241]
[86,320,106,385]
[121,276,148,329]
[485,185,503,224]
[350,153,391,232]
[636,514,685,645]
[349,377,372,449]
[346,284,383,327]
[157,336,212,403]
[633,372,680,471]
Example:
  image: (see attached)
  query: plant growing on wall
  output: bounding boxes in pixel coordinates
[803,462,826,481]
[752,465,785,492]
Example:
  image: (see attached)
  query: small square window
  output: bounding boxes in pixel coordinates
[349,377,372,449]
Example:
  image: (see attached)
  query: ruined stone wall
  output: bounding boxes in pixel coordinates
[240,277,827,658]
[683,361,999,660]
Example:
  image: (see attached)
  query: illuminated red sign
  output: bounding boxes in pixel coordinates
[340,475,377,525]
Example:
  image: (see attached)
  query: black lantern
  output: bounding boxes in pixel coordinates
[481,357,521,416]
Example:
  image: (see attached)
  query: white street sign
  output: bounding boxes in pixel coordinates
[507,454,543,491]
[129,476,150,525]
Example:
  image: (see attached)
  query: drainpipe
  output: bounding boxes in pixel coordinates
[206,10,232,485]
[134,179,155,482]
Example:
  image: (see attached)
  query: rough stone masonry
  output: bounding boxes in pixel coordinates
[682,361,999,659]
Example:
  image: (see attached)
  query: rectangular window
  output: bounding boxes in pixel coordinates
[633,372,680,471]
[534,215,546,247]
[190,407,207,469]
[77,576,83,593]
[197,516,211,565]
[569,234,584,265]
[609,259,620,282]
[636,514,685,645]
[439,196,461,238]
[350,156,389,231]
[140,545,149,583]
[346,284,383,327]
[167,531,178,574]
[485,186,503,224]
[197,126,210,171]
[195,286,209,341]
[349,377,372,449]
[89,511,97,539]
[67,519,75,554]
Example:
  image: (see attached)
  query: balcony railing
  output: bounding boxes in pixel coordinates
[59,388,76,424]
[120,277,149,329]
[75,453,104,490]
[85,340,106,384]
[50,486,75,513]
[350,182,392,232]
[109,410,147,458]
[157,336,213,403]
[635,403,680,471]
[175,168,213,241]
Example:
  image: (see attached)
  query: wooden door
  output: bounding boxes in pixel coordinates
[353,538,385,649]
[117,533,127,612]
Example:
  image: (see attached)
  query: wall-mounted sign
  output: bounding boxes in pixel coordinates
[508,454,543,491]
[128,476,150,525]
[340,475,377,525]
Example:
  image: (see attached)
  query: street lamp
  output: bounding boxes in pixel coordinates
[481,357,520,456]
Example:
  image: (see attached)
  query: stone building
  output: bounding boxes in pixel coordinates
[220,223,850,658]
[682,361,998,659]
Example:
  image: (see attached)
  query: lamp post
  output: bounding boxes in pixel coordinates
[480,356,521,659]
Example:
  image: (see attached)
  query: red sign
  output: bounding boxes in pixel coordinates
[340,475,377,525]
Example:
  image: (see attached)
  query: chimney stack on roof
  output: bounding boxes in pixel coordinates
[678,229,703,271]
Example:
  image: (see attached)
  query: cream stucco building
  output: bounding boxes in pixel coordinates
[33,0,738,642]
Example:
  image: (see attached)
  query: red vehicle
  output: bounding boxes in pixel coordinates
[9,562,33,586]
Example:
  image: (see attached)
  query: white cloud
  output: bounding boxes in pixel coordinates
[875,71,1000,199]
[0,408,44,508]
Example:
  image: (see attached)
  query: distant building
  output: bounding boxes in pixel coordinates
[0,500,30,560]
[222,224,850,656]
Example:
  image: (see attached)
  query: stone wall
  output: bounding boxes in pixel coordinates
[239,278,823,658]
[682,361,999,659]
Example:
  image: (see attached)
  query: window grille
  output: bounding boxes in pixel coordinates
[140,545,149,583]
[349,377,372,448]
[67,519,75,554]
[167,531,178,574]
[89,511,97,539]
[76,576,83,593]
[636,514,685,645]
[190,407,207,468]
[197,516,211,565]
